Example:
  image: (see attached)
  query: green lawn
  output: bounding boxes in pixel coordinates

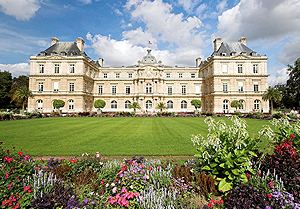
[0,117,272,156]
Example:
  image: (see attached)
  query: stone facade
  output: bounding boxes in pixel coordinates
[28,37,269,113]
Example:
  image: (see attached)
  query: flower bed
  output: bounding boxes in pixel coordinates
[1,116,300,208]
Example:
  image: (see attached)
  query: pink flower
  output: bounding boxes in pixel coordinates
[7,182,13,189]
[18,152,23,156]
[208,202,213,207]
[149,167,152,171]
[2,201,6,206]
[121,187,127,193]
[246,173,250,178]
[268,194,272,198]
[5,173,9,178]
[258,171,261,177]
[12,203,20,209]
[219,199,224,203]
[134,192,139,197]
[269,182,274,188]
[24,186,30,191]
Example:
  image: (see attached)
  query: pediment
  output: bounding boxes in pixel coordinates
[46,55,64,60]
[232,54,249,59]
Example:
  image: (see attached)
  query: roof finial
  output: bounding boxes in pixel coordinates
[147,49,151,55]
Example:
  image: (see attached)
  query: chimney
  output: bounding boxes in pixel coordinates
[76,37,85,52]
[213,38,222,52]
[98,58,104,67]
[196,57,201,67]
[51,37,59,45]
[238,37,247,45]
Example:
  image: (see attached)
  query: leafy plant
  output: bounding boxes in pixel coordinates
[191,99,202,110]
[53,100,65,110]
[94,99,106,111]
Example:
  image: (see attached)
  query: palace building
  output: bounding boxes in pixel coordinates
[28,37,269,113]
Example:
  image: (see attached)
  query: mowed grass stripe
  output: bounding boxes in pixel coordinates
[0,117,271,156]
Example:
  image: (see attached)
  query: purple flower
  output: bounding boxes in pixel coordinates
[84,199,88,204]
[265,206,271,209]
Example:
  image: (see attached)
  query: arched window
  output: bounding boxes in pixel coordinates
[223,100,229,110]
[254,100,260,110]
[111,100,117,109]
[145,83,152,94]
[181,100,187,109]
[125,101,131,109]
[68,100,74,109]
[145,100,152,109]
[239,100,244,110]
[37,100,43,109]
[167,101,173,109]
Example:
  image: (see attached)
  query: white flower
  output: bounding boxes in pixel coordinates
[190,168,194,173]
[106,183,109,188]
[111,183,115,187]
[130,185,134,189]
[112,187,117,193]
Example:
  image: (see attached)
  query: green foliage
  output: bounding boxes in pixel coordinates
[53,100,65,109]
[156,102,167,112]
[72,153,103,175]
[230,100,242,111]
[191,116,258,192]
[0,71,12,108]
[191,99,202,110]
[285,58,300,108]
[9,75,29,108]
[11,86,33,111]
[262,87,282,113]
[129,102,141,112]
[94,99,106,110]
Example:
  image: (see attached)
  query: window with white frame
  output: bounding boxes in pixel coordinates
[125,101,131,109]
[182,85,186,94]
[254,100,260,110]
[223,82,228,92]
[69,64,75,73]
[181,100,187,109]
[238,64,243,73]
[146,83,152,94]
[98,85,103,94]
[68,100,74,109]
[253,64,258,73]
[166,73,170,78]
[168,86,172,94]
[239,100,244,110]
[179,73,183,78]
[104,73,107,78]
[54,64,59,73]
[238,82,244,92]
[53,82,59,91]
[254,82,259,92]
[126,86,130,94]
[191,73,195,78]
[69,82,74,92]
[167,101,173,109]
[145,100,152,109]
[116,73,120,78]
[112,85,116,94]
[39,64,44,73]
[37,100,43,109]
[128,73,132,78]
[223,100,229,110]
[38,82,43,91]
[222,64,228,74]
[111,100,117,109]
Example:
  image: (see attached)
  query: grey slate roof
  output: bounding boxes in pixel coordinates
[38,42,89,58]
[212,42,260,56]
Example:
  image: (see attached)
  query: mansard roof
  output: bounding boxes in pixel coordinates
[37,42,89,58]
[213,42,260,56]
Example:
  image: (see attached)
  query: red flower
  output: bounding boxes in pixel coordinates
[149,167,152,171]
[268,194,272,198]
[246,173,250,178]
[12,203,20,209]
[24,186,30,191]
[290,134,295,138]
[4,156,9,161]
[5,173,9,178]
[2,201,6,206]
[18,152,23,156]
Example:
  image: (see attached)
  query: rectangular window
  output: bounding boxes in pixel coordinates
[191,73,195,78]
[166,73,170,78]
[126,86,130,94]
[195,85,200,94]
[128,73,132,78]
[222,64,227,74]
[69,82,74,92]
[39,64,44,73]
[116,73,120,78]
[254,82,259,92]
[38,82,43,91]
[112,85,116,94]
[104,73,107,78]
[54,64,59,73]
[223,82,228,92]
[168,86,172,94]
[253,64,258,73]
[179,73,183,78]
[98,85,103,94]
[70,64,75,73]
[53,82,59,91]
[238,64,243,73]
[182,85,186,94]
[238,82,244,92]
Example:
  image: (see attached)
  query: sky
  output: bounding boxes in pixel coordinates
[0,0,300,86]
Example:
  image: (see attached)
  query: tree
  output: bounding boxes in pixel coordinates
[11,87,33,111]
[285,58,300,108]
[94,99,106,113]
[129,102,141,112]
[191,99,202,110]
[53,100,65,110]
[9,75,29,108]
[0,71,12,108]
[156,102,167,112]
[262,87,282,113]
[230,100,242,111]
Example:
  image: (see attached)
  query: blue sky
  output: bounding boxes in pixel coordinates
[0,0,300,86]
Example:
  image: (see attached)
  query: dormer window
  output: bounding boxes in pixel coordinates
[71,51,77,56]
[51,51,57,56]
[40,51,46,56]
[60,51,67,56]
[221,53,226,56]
[250,52,257,56]
[240,52,246,55]
[230,52,236,56]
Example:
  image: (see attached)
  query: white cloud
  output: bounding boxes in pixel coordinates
[216,0,300,41]
[177,0,201,13]
[277,35,300,65]
[268,67,289,87]
[114,8,123,15]
[0,0,41,21]
[77,0,92,4]
[0,63,30,77]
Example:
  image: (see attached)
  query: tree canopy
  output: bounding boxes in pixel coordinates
[230,100,242,111]
[191,99,202,110]
[94,99,106,109]
[53,100,65,109]
[0,71,12,108]
[262,87,282,113]
[129,102,141,112]
[156,102,167,112]
[11,87,33,111]
[285,58,300,108]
